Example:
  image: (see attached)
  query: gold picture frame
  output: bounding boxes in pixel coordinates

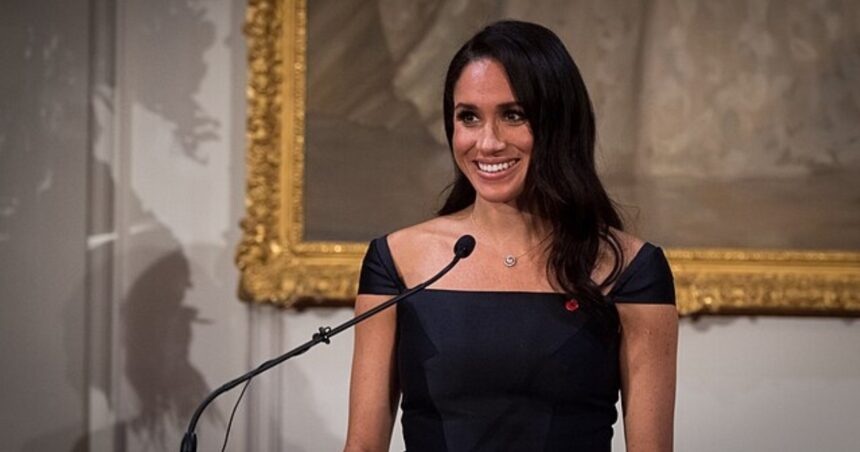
[237,0,860,316]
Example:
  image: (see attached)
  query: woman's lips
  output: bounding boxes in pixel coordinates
[474,159,521,179]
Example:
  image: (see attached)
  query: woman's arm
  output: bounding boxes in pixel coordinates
[344,294,400,452]
[617,303,679,452]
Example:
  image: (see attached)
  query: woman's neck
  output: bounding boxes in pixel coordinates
[469,198,548,245]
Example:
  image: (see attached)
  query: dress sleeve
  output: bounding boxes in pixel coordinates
[610,243,675,305]
[357,236,406,295]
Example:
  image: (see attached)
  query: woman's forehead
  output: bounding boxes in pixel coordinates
[453,58,518,106]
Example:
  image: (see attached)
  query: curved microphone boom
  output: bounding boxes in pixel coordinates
[180,235,475,451]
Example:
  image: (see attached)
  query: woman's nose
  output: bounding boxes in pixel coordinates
[476,123,506,152]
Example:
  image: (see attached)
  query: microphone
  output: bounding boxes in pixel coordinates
[454,234,476,258]
[180,235,475,452]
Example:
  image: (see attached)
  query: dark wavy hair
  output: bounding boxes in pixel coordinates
[438,20,625,328]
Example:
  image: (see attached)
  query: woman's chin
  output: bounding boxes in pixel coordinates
[473,187,523,205]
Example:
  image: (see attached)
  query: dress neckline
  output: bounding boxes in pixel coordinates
[422,288,566,296]
[380,234,657,297]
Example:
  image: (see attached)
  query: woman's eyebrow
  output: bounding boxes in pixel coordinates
[454,101,522,110]
[453,102,477,110]
[497,101,523,110]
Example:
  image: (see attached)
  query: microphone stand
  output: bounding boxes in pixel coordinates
[180,236,475,452]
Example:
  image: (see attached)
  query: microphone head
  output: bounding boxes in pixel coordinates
[454,235,476,258]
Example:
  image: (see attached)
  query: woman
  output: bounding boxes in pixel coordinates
[345,20,677,452]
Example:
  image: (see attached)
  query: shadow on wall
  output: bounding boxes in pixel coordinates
[72,162,221,451]
[127,0,220,162]
[121,250,216,445]
[15,156,219,451]
[96,162,223,449]
[12,0,230,449]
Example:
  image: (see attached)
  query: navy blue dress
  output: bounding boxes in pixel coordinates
[358,236,675,452]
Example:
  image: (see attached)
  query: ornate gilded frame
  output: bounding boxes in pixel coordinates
[237,0,860,315]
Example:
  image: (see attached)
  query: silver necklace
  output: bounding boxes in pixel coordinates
[469,211,548,268]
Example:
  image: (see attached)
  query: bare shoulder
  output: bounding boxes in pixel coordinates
[387,213,467,253]
[595,228,646,291]
[387,211,470,286]
[610,228,646,267]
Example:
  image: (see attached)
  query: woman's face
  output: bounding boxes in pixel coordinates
[452,58,533,205]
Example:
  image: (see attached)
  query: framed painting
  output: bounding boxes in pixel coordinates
[237,0,860,315]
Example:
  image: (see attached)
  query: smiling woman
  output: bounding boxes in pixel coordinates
[451,59,533,203]
[344,21,677,452]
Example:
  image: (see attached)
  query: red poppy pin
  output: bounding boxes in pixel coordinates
[564,299,580,312]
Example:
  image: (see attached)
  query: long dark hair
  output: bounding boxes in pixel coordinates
[438,20,625,328]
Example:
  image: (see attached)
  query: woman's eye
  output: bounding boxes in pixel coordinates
[456,111,479,125]
[504,110,527,123]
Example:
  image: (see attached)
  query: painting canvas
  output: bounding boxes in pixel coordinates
[304,0,860,250]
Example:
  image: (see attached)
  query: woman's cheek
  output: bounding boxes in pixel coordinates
[451,130,474,164]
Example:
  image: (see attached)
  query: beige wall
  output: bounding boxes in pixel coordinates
[0,2,90,450]
[1,1,859,451]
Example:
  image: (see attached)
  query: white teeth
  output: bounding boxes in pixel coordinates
[477,160,517,173]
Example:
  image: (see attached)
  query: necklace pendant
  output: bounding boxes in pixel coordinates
[504,255,517,268]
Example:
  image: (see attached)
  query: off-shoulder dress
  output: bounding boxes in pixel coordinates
[357,235,675,452]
